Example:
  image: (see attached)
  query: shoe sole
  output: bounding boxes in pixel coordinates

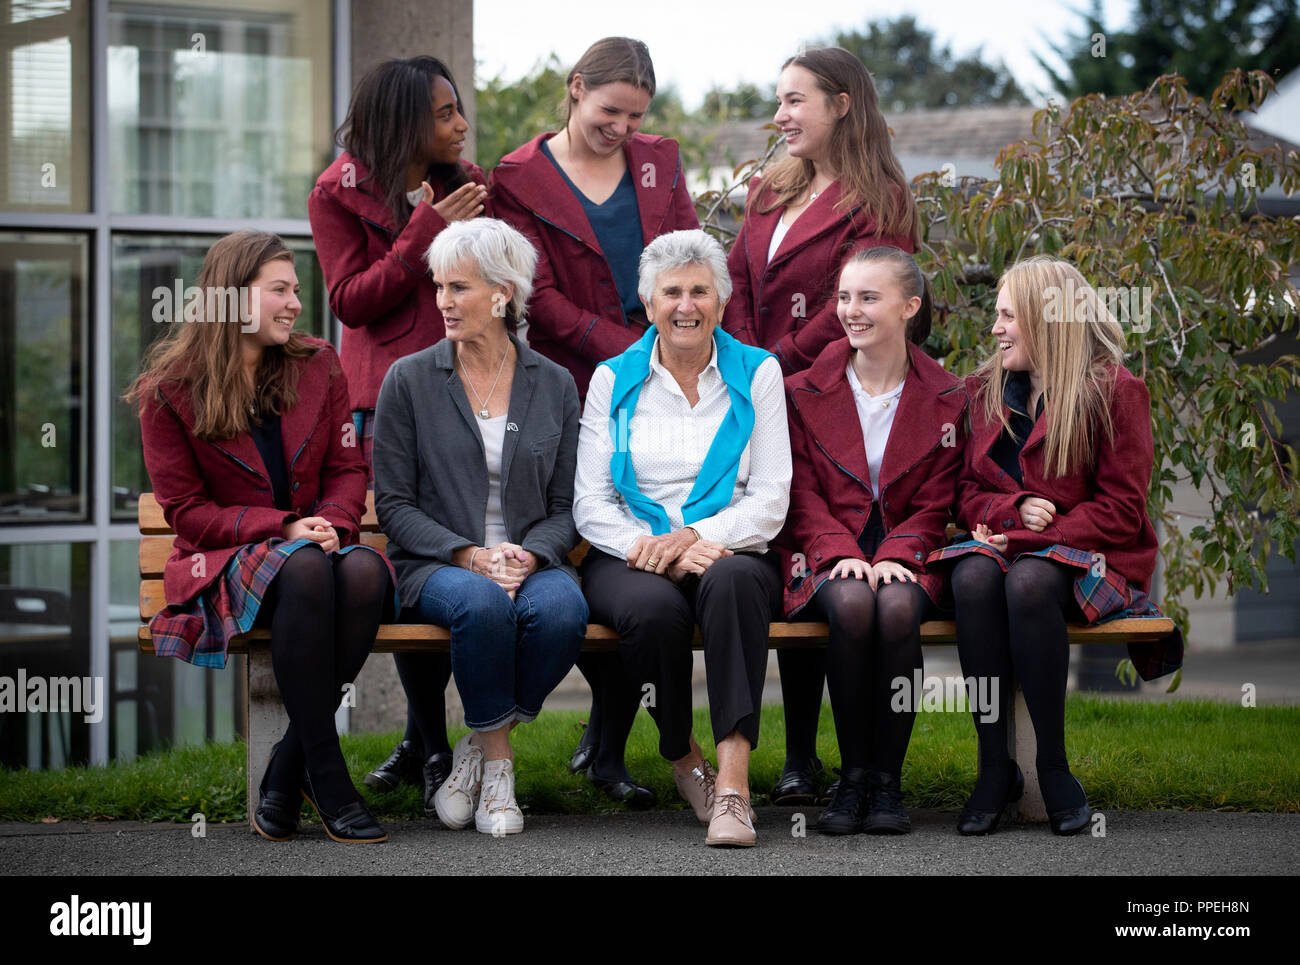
[705,835,756,847]
[433,791,475,830]
[251,813,296,842]
[299,792,388,844]
[815,821,864,836]
[475,818,524,834]
[770,792,817,806]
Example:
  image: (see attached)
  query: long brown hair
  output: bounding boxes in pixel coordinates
[564,37,656,124]
[125,230,317,442]
[335,56,470,229]
[976,256,1127,478]
[757,46,919,246]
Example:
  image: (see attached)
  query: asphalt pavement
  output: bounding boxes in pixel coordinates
[2,808,1294,876]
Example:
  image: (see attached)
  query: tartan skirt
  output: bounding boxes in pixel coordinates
[926,538,1183,681]
[147,538,398,669]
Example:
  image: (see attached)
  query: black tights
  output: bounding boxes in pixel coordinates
[817,578,928,779]
[951,554,1086,812]
[394,653,452,759]
[260,546,389,813]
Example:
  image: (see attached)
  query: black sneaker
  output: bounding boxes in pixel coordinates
[815,769,871,835]
[863,771,911,834]
[363,740,424,792]
[422,751,454,817]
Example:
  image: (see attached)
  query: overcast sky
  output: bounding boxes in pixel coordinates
[473,0,1136,109]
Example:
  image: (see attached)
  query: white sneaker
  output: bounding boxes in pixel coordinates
[433,733,483,830]
[476,758,524,835]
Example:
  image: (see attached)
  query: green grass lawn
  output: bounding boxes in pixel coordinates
[2,698,1297,823]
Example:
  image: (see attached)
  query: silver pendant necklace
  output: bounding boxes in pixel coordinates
[459,343,510,419]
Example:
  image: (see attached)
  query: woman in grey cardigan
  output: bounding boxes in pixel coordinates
[373,219,586,836]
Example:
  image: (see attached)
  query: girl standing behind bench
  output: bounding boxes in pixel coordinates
[130,230,395,844]
[309,55,489,808]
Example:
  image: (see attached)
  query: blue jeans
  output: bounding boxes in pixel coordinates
[417,566,587,731]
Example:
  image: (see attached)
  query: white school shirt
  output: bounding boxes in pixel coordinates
[573,335,792,560]
[767,217,792,263]
[845,362,905,498]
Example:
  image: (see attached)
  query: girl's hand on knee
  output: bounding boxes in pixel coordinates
[1018,497,1056,533]
[874,560,918,585]
[828,558,871,583]
[972,523,1008,552]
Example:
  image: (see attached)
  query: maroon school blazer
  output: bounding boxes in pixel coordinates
[956,365,1159,591]
[778,339,968,615]
[138,339,369,605]
[308,153,489,410]
[490,132,699,397]
[722,178,915,374]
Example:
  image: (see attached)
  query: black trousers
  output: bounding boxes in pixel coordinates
[581,548,783,761]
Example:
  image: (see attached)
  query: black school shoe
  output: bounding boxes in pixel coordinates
[301,771,388,844]
[363,740,424,792]
[252,741,302,842]
[863,771,911,834]
[771,756,826,805]
[568,724,599,775]
[815,769,871,835]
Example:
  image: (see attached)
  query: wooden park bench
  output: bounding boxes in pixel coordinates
[137,492,1176,829]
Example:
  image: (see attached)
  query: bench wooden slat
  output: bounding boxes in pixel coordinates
[139,532,390,578]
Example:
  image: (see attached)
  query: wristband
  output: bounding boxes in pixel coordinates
[684,526,700,542]
[468,547,483,572]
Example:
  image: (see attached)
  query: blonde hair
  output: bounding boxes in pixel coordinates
[977,256,1127,478]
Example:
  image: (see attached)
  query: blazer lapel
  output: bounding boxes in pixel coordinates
[499,336,535,488]
[498,135,602,254]
[628,136,672,241]
[282,351,329,472]
[768,180,852,269]
[438,342,483,451]
[794,339,872,492]
[877,344,965,490]
[160,381,269,484]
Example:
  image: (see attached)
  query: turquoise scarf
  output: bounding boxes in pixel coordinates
[601,326,772,535]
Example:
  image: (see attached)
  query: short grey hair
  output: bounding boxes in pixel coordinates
[637,229,732,306]
[425,218,538,329]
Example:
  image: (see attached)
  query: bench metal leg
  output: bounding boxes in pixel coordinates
[245,644,288,830]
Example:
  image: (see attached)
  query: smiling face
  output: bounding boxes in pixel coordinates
[242,257,300,350]
[568,77,650,157]
[434,259,511,344]
[774,64,846,165]
[837,259,916,351]
[645,262,724,360]
[426,75,469,165]
[993,284,1033,372]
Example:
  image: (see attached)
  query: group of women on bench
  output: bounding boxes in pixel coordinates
[131,37,1172,849]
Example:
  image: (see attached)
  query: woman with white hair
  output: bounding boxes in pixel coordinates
[574,229,792,847]
[372,218,587,836]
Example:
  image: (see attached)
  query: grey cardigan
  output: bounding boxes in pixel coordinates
[372,333,581,612]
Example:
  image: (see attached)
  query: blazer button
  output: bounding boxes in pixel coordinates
[914,552,923,561]
[759,306,770,316]
[1003,518,1014,527]
[814,552,822,560]
[292,481,300,491]
[884,501,890,510]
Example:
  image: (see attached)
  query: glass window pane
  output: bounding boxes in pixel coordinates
[108,1,332,218]
[0,1,91,212]
[0,231,88,522]
[0,541,91,769]
[110,233,327,520]
[108,538,239,762]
